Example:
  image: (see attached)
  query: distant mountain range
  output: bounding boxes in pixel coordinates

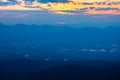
[0,23,120,60]
[0,24,120,80]
[0,23,120,46]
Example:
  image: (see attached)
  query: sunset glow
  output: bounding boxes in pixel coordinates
[0,0,120,15]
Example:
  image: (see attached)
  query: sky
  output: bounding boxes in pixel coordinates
[0,0,120,27]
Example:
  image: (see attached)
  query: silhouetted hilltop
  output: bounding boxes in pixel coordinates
[0,60,120,80]
[30,63,120,80]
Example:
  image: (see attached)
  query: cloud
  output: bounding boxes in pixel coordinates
[0,0,9,2]
[69,0,106,3]
[14,13,29,18]
[55,21,66,24]
[92,15,106,18]
[0,14,5,17]
[0,0,120,15]
[85,10,120,15]
[39,0,68,3]
[0,11,32,18]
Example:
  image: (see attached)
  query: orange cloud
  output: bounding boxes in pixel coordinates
[85,10,120,15]
[0,0,120,15]
[70,0,106,3]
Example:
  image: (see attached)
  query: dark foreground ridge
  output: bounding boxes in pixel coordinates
[0,60,120,80]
